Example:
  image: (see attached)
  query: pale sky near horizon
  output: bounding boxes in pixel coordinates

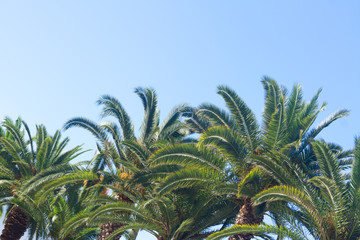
[0,1,359,239]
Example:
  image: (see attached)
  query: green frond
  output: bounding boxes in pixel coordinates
[302,88,322,117]
[297,103,326,148]
[0,161,16,179]
[182,106,212,133]
[303,109,349,147]
[249,154,295,186]
[59,211,92,239]
[36,171,99,203]
[262,96,287,150]
[35,137,51,172]
[262,77,284,133]
[198,126,249,164]
[154,168,223,196]
[312,141,342,186]
[252,185,323,229]
[149,143,226,172]
[133,164,183,184]
[74,227,99,240]
[2,117,29,161]
[53,145,85,166]
[159,122,186,142]
[11,195,45,223]
[88,202,150,224]
[36,124,47,153]
[100,121,127,159]
[238,167,272,198]
[63,117,108,142]
[123,139,151,166]
[105,222,161,240]
[21,120,35,162]
[172,218,194,239]
[212,183,238,196]
[350,138,360,194]
[286,84,304,130]
[0,137,23,163]
[97,94,135,141]
[309,176,347,233]
[21,164,79,194]
[135,87,160,143]
[207,224,304,240]
[158,103,188,139]
[198,103,235,129]
[217,85,260,151]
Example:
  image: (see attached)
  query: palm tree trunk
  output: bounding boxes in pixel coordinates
[0,206,29,240]
[97,193,133,240]
[98,222,125,240]
[229,198,263,240]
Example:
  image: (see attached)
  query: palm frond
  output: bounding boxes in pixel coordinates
[135,87,159,143]
[64,117,108,143]
[303,109,349,147]
[158,103,188,139]
[154,168,223,196]
[217,85,259,151]
[207,224,304,240]
[252,185,323,232]
[238,167,273,198]
[97,94,135,141]
[198,103,234,129]
[286,84,304,130]
[262,97,287,151]
[198,126,248,164]
[36,171,99,204]
[149,143,226,172]
[312,141,343,186]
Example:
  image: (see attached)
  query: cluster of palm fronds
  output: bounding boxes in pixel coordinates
[1,78,358,240]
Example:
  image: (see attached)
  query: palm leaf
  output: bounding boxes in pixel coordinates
[135,87,159,143]
[217,85,259,151]
[149,143,226,172]
[198,103,234,129]
[64,117,108,143]
[154,168,223,196]
[207,224,304,240]
[97,94,135,141]
[312,141,342,186]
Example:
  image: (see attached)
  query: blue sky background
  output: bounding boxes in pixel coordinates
[0,1,359,239]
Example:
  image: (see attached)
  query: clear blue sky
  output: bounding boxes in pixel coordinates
[0,1,359,239]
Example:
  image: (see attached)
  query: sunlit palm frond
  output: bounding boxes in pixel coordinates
[217,85,260,151]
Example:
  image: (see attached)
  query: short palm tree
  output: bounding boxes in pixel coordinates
[63,87,192,239]
[0,117,83,240]
[77,188,238,240]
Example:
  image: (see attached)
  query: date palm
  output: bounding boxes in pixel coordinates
[63,87,191,239]
[0,117,83,240]
[209,140,357,240]
[148,78,348,240]
[76,188,238,240]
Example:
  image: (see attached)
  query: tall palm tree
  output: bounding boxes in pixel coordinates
[63,87,191,239]
[147,78,349,240]
[208,139,357,240]
[0,117,83,240]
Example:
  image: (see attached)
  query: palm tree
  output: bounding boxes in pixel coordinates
[63,87,192,239]
[0,117,83,240]
[43,174,114,240]
[209,139,357,240]
[75,188,237,240]
[147,78,348,240]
